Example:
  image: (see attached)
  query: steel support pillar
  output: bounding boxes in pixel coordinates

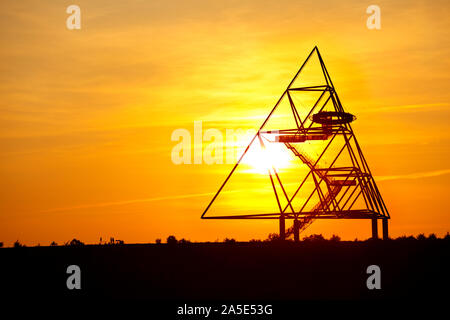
[371,218,378,240]
[382,219,389,240]
[279,214,285,240]
[293,219,300,242]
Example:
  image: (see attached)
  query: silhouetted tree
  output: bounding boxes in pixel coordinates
[67,239,84,246]
[396,235,416,241]
[444,232,450,241]
[329,235,341,242]
[417,233,426,241]
[179,238,191,244]
[427,233,437,240]
[303,234,326,242]
[166,235,177,245]
[155,238,162,244]
[0,242,3,248]
[266,233,281,242]
[13,240,24,248]
[50,241,58,246]
[224,238,236,244]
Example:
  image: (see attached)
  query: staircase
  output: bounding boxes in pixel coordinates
[284,142,330,183]
[284,142,343,237]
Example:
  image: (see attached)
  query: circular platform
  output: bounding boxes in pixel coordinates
[310,111,356,125]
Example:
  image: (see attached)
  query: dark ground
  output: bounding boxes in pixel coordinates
[0,239,448,318]
[1,239,449,302]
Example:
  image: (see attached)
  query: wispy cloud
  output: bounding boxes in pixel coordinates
[361,103,448,113]
[39,191,225,213]
[40,169,450,213]
[377,169,450,181]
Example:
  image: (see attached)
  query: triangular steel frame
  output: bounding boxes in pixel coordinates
[201,47,390,240]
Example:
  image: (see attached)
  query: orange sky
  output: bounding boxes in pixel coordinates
[0,0,449,246]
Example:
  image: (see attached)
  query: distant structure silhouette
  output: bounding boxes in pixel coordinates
[202,47,389,241]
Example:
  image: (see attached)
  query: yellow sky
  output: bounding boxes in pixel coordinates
[0,0,449,246]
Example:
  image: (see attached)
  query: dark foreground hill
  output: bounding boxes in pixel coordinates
[1,239,449,303]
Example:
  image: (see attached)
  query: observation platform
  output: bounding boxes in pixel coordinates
[260,111,356,143]
[310,111,356,125]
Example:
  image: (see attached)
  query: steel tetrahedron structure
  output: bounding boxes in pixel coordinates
[201,47,390,241]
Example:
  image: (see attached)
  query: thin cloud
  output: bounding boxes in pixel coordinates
[377,169,450,181]
[40,169,450,213]
[40,192,221,213]
[39,190,243,214]
[361,103,448,113]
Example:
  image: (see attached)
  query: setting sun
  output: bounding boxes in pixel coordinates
[241,138,293,174]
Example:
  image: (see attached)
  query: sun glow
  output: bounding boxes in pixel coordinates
[242,140,293,174]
